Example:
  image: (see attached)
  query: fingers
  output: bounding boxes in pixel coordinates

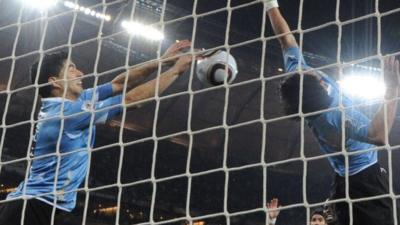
[271,198,278,207]
[172,39,191,51]
[165,40,204,69]
[181,51,203,60]
[266,198,279,208]
[176,39,190,46]
[172,53,196,72]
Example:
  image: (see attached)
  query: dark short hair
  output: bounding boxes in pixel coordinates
[279,73,333,119]
[311,207,325,220]
[30,51,68,98]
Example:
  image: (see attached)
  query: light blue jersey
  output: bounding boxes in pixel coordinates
[8,83,122,211]
[283,47,377,176]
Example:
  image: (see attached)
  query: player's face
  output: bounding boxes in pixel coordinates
[58,60,84,99]
[310,214,327,225]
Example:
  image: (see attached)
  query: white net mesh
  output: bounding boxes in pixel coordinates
[1,0,400,225]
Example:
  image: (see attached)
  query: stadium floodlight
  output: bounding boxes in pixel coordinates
[21,0,58,10]
[121,20,164,41]
[63,1,112,22]
[338,72,386,100]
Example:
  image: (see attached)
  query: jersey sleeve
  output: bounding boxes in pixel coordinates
[283,47,341,93]
[64,95,123,130]
[283,47,311,72]
[329,110,371,144]
[79,83,114,102]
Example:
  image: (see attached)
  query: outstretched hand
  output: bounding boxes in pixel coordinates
[170,53,203,75]
[266,198,281,220]
[383,55,400,89]
[162,40,191,64]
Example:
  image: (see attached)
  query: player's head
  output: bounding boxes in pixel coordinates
[30,51,84,99]
[310,208,327,225]
[279,72,333,118]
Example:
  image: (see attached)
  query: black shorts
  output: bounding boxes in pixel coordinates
[0,198,72,225]
[330,163,398,225]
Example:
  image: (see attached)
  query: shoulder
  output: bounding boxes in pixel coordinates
[41,98,63,113]
[40,97,78,115]
[78,88,94,101]
[78,83,113,102]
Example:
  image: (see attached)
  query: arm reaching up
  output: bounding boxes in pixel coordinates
[367,56,400,145]
[111,40,192,94]
[265,1,298,50]
[124,53,196,106]
[266,198,281,225]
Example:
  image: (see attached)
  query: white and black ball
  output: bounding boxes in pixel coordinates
[196,50,238,86]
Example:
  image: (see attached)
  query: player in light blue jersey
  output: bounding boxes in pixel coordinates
[0,40,198,225]
[264,1,400,225]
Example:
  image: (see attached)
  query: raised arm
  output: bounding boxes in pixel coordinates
[367,56,400,145]
[111,40,191,94]
[265,1,298,50]
[123,53,195,106]
[266,198,281,225]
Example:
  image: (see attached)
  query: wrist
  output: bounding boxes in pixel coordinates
[265,0,279,11]
[160,54,176,66]
[268,217,277,225]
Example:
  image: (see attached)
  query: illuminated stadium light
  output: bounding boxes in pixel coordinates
[121,20,164,41]
[21,0,58,10]
[63,1,112,21]
[338,72,386,100]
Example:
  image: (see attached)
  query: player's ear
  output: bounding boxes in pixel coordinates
[48,76,62,89]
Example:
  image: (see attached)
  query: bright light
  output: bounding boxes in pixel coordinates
[121,20,164,41]
[63,1,112,22]
[22,0,57,10]
[338,72,386,100]
[63,1,74,8]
